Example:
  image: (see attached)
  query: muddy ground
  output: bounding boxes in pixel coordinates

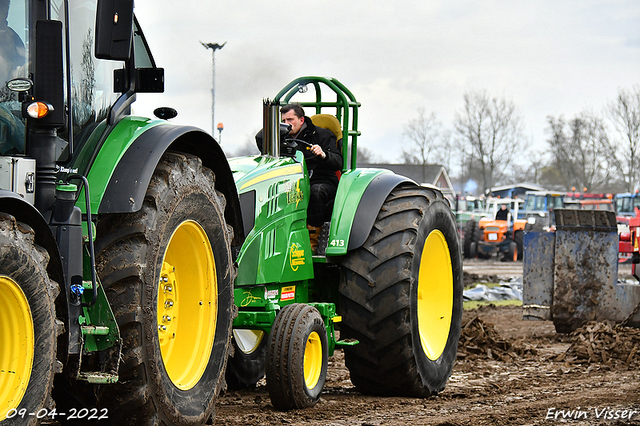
[214,260,640,426]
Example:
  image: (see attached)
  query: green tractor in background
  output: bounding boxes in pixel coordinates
[226,76,463,409]
[1,1,240,425]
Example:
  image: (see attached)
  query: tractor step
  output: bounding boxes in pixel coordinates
[81,325,110,336]
[78,372,119,384]
[335,338,359,346]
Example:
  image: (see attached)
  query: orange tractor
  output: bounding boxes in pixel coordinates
[463,198,526,261]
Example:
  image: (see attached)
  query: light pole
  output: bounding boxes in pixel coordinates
[200,41,226,136]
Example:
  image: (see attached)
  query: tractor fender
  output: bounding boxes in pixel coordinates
[326,169,415,256]
[0,190,64,287]
[87,120,244,245]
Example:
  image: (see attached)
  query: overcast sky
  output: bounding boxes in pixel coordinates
[132,1,640,164]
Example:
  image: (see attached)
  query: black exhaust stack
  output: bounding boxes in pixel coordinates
[262,99,281,158]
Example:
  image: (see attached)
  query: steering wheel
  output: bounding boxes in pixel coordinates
[284,138,312,151]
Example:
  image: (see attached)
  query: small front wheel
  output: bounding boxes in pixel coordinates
[507,241,517,262]
[514,230,524,260]
[266,304,328,410]
[469,241,477,258]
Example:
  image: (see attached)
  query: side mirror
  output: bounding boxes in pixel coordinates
[95,0,134,60]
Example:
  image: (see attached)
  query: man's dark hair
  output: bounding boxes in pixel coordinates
[280,103,305,118]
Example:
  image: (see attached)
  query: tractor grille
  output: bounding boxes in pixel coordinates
[485,226,501,232]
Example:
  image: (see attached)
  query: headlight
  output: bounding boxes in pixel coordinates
[527,217,536,224]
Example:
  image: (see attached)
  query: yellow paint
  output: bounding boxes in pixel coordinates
[304,331,323,389]
[417,229,453,361]
[0,276,34,420]
[240,291,262,307]
[289,243,305,271]
[157,220,217,390]
[233,329,265,354]
[240,164,302,190]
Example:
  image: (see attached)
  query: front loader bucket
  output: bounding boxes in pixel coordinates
[523,209,640,333]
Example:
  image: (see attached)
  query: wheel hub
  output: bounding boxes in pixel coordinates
[304,331,322,389]
[157,220,218,391]
[417,230,454,361]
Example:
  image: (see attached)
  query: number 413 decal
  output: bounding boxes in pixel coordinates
[329,239,345,247]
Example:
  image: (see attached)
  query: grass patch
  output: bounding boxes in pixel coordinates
[463,299,522,310]
[465,281,503,289]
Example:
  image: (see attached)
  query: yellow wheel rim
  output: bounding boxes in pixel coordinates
[0,276,34,421]
[233,329,264,354]
[417,229,453,361]
[303,331,323,389]
[157,220,217,391]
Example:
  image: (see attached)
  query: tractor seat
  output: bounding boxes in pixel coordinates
[310,114,343,154]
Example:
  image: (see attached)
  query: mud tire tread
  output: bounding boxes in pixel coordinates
[338,185,463,397]
[0,214,61,426]
[266,304,328,410]
[90,152,235,426]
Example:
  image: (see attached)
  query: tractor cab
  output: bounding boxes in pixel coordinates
[520,190,566,231]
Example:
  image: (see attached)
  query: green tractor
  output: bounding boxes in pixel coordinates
[1,1,240,425]
[226,77,463,409]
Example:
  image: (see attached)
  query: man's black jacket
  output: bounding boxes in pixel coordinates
[295,118,342,186]
[256,117,343,186]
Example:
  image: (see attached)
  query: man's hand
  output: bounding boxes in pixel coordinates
[310,144,326,159]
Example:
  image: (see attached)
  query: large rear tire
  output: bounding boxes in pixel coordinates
[92,152,235,425]
[339,185,463,397]
[266,304,328,410]
[0,214,61,426]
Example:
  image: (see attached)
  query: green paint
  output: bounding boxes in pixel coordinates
[325,168,390,256]
[73,116,164,214]
[80,246,120,353]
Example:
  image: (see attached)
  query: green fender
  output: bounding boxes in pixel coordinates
[71,116,244,244]
[326,169,415,256]
[72,116,163,215]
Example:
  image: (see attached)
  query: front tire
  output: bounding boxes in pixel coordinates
[266,304,328,410]
[92,152,235,425]
[462,220,477,258]
[514,230,524,261]
[0,214,61,426]
[339,185,463,397]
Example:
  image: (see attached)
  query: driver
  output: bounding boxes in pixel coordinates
[280,103,342,253]
[495,204,510,221]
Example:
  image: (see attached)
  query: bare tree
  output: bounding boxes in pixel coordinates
[454,90,526,193]
[401,108,442,165]
[546,112,618,191]
[608,85,640,191]
[357,146,375,163]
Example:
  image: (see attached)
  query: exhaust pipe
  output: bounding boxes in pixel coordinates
[262,99,280,158]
